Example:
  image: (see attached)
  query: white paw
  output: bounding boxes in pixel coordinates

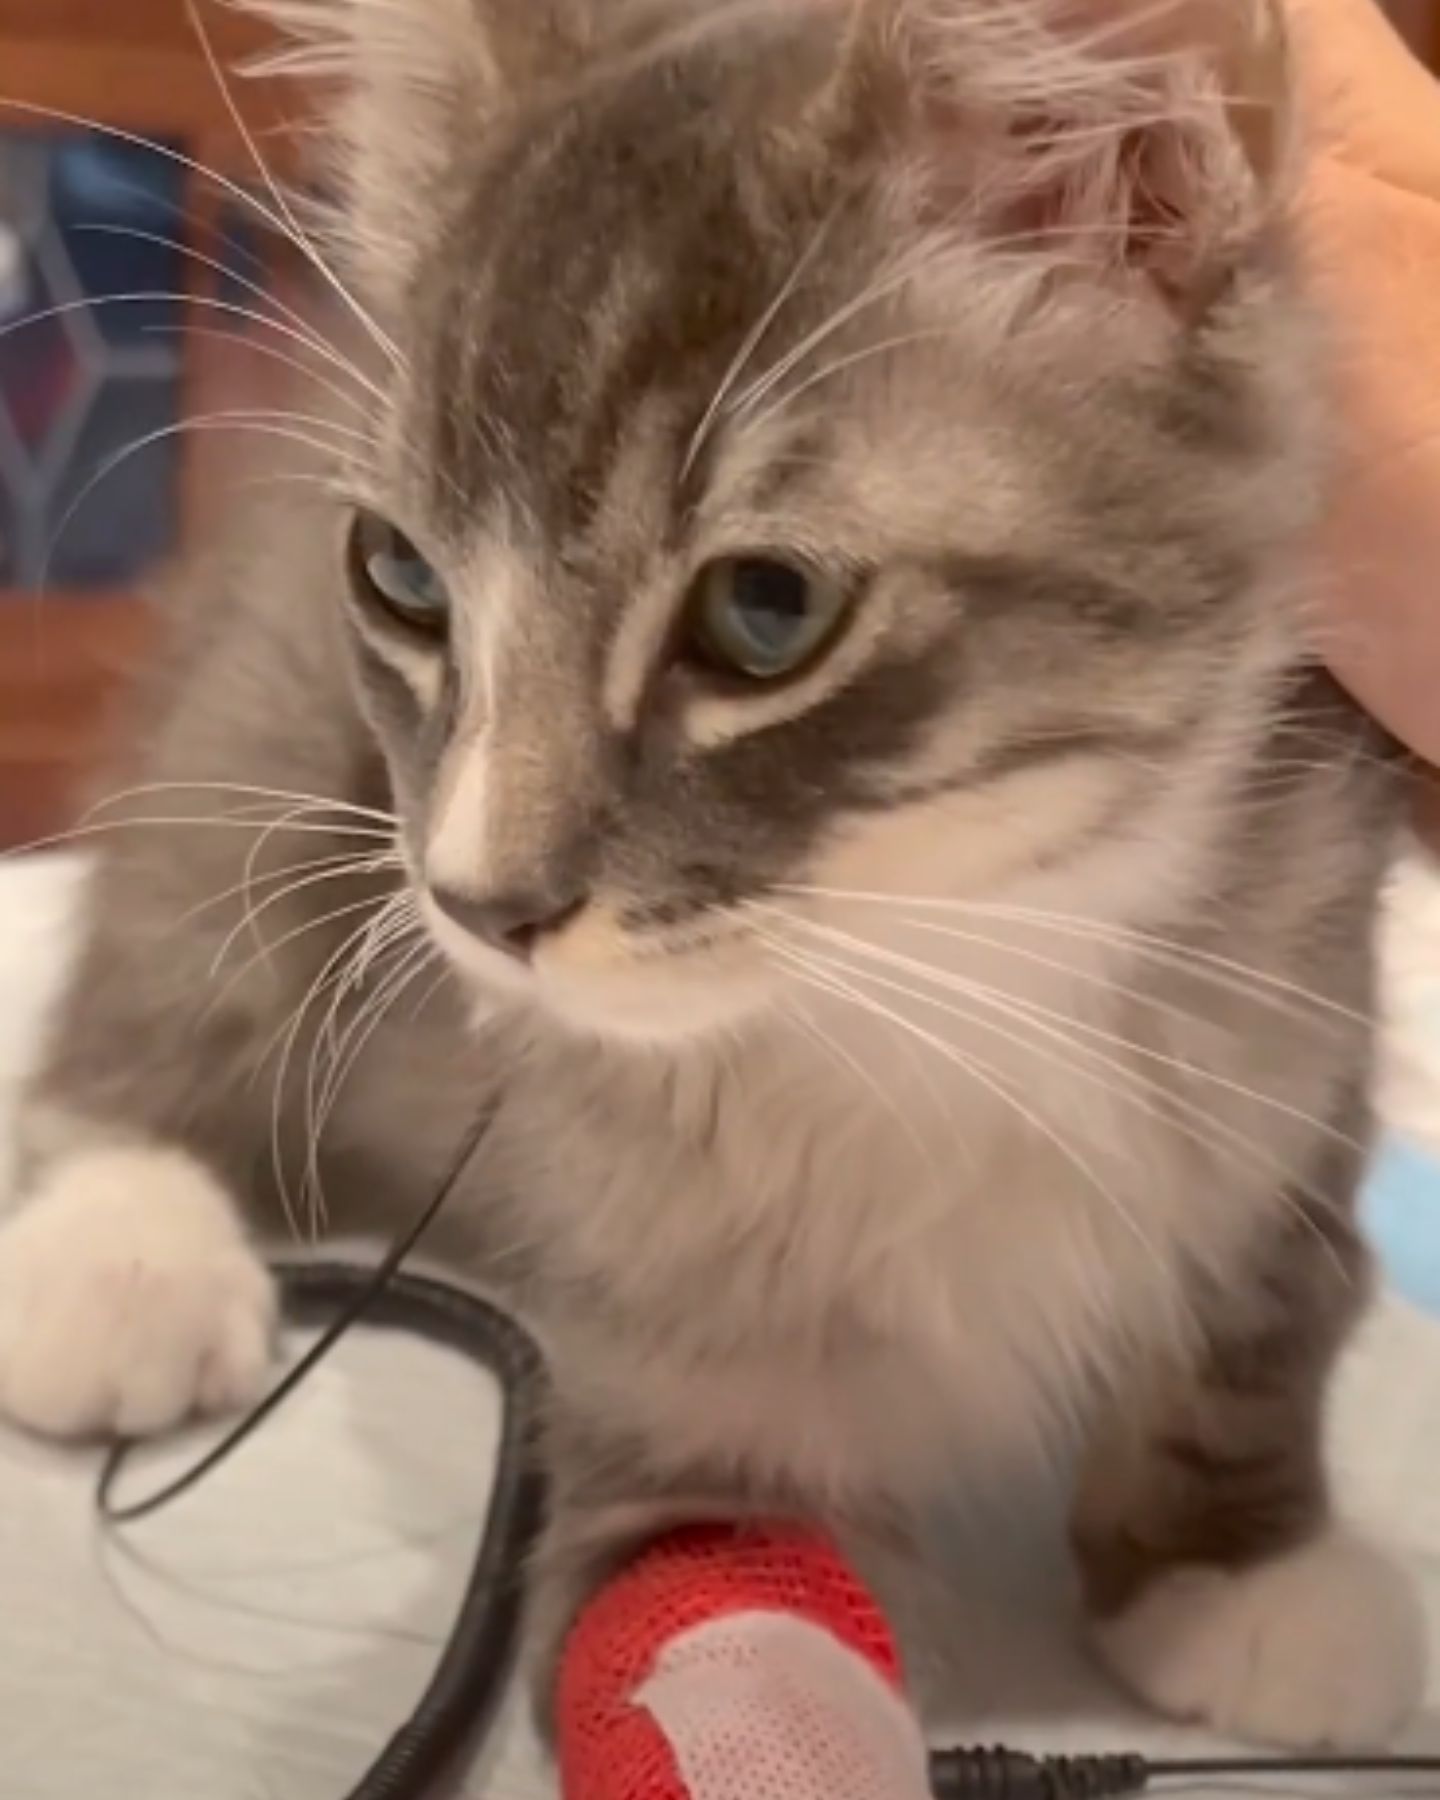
[1092,1529,1427,1749]
[0,1146,277,1438]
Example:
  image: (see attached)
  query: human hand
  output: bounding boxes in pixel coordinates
[1290,0,1440,793]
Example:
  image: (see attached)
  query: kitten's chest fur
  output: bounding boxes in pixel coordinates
[441,956,1275,1507]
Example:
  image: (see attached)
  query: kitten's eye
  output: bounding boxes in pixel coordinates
[347,511,450,635]
[682,555,850,682]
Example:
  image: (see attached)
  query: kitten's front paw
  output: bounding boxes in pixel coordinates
[1092,1529,1426,1749]
[0,1146,276,1438]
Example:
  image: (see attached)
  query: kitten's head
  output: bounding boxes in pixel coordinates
[270,0,1312,1042]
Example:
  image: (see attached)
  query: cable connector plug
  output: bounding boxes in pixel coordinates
[929,1748,1151,1800]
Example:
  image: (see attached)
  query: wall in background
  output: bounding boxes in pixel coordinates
[0,2,296,850]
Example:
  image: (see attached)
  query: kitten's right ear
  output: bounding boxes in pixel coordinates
[247,0,595,315]
[812,0,1293,313]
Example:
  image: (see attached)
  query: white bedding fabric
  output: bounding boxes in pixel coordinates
[1,856,1438,1799]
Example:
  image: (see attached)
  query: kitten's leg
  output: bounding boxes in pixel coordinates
[0,566,390,1439]
[1071,1180,1425,1749]
[0,828,383,1442]
[524,1413,744,1734]
[0,820,389,1442]
[526,1414,931,1799]
[0,818,416,1443]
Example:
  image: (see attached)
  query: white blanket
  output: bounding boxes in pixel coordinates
[1,857,1437,1799]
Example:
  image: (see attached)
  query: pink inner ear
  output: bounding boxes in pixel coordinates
[928,105,1248,318]
[821,0,1281,310]
[1120,125,1231,308]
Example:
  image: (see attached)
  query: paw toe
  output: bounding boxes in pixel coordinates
[0,1148,277,1440]
[1092,1530,1426,1749]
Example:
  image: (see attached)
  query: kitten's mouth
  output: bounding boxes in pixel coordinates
[420,893,769,1042]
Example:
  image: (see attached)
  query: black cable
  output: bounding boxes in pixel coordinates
[930,1749,1150,1800]
[90,1111,1440,1799]
[98,1106,496,1525]
[1148,1755,1440,1780]
[96,1108,555,1799]
[264,1265,546,1800]
[100,1263,551,1798]
[929,1748,1440,1799]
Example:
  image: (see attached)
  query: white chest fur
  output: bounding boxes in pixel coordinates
[492,964,1254,1510]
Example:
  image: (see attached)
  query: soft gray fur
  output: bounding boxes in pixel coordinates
[0,0,1425,1750]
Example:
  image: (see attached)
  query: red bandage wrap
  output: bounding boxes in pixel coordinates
[557,1524,909,1800]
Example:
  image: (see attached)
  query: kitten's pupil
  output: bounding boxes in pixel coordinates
[686,555,849,681]
[348,511,450,634]
[733,559,807,656]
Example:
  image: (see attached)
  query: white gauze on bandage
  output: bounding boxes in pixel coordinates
[635,1609,933,1800]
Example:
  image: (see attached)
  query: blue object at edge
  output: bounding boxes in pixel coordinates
[1364,1136,1440,1318]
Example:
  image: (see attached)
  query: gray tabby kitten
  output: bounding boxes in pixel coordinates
[0,0,1425,1747]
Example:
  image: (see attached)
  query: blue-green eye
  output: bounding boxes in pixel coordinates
[683,555,851,682]
[347,511,451,635]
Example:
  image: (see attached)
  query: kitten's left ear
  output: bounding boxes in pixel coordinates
[818,0,1293,308]
[248,0,597,314]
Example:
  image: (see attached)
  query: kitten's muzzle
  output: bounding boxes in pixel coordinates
[428,881,586,962]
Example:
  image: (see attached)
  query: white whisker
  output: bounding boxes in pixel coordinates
[211,850,399,979]
[175,846,393,929]
[184,0,407,375]
[406,962,455,1023]
[84,780,398,827]
[745,328,963,440]
[264,894,408,1236]
[2,814,397,864]
[302,931,434,1230]
[76,222,382,407]
[0,289,374,387]
[237,798,355,964]
[729,239,954,426]
[778,883,1363,1027]
[890,914,1218,1036]
[767,911,1354,1281]
[777,982,958,1193]
[41,411,372,584]
[767,934,1183,1299]
[786,911,1361,1159]
[145,319,372,419]
[302,893,424,1168]
[681,205,839,481]
[206,892,391,1018]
